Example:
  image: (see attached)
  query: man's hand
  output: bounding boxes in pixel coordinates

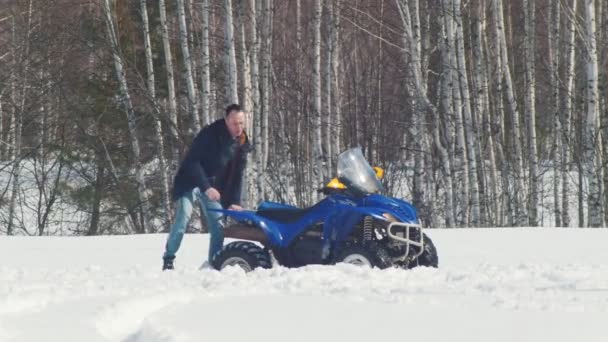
[228,204,244,211]
[205,187,221,201]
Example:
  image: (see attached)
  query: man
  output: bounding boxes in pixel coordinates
[162,104,251,270]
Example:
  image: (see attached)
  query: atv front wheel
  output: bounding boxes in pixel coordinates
[408,234,438,268]
[334,241,392,269]
[211,241,272,272]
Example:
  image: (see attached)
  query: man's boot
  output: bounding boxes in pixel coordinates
[162,257,174,271]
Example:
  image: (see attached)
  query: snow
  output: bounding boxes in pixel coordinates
[1,229,607,342]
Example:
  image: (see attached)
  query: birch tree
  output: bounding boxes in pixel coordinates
[472,0,498,225]
[493,0,527,225]
[177,0,201,136]
[224,0,239,104]
[549,0,562,226]
[454,0,481,226]
[102,0,149,233]
[524,0,539,225]
[582,0,602,227]
[140,0,171,226]
[247,0,262,206]
[441,0,468,225]
[312,0,324,194]
[200,0,212,125]
[158,0,180,162]
[437,4,456,227]
[561,0,578,227]
[331,0,342,158]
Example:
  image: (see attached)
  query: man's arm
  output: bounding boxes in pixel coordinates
[182,130,212,192]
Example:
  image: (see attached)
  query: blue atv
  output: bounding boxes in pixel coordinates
[211,147,438,271]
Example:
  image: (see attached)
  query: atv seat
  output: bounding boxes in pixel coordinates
[256,207,314,223]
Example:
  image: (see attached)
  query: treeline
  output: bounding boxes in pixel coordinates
[0,0,607,235]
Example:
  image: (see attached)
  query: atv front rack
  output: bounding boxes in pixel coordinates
[386,222,425,260]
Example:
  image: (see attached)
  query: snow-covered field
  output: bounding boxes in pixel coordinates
[1,229,607,342]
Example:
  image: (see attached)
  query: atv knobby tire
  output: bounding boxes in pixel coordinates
[334,241,393,269]
[211,241,272,272]
[409,234,438,268]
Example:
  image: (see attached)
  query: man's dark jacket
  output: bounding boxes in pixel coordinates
[172,118,251,207]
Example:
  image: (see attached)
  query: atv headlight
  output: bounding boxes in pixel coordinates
[382,213,398,223]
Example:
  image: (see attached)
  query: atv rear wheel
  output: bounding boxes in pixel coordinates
[211,241,272,272]
[408,234,438,268]
[334,241,393,269]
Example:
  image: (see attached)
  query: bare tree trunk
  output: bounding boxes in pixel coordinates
[331,0,342,157]
[549,0,562,226]
[312,0,324,195]
[103,0,149,233]
[248,0,263,204]
[437,5,456,227]
[454,0,481,226]
[524,0,539,226]
[583,0,602,227]
[141,0,172,227]
[200,0,212,125]
[159,0,180,162]
[493,0,527,226]
[177,0,201,136]
[224,0,239,104]
[442,0,468,225]
[238,0,253,116]
[325,0,334,172]
[562,0,577,227]
[472,0,497,226]
[261,0,272,189]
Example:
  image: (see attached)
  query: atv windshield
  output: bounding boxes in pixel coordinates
[337,147,384,195]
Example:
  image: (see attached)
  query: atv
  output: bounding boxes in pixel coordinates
[210,147,438,271]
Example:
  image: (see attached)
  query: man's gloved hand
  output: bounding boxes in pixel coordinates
[205,187,221,201]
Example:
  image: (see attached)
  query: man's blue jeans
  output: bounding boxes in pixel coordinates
[163,188,224,263]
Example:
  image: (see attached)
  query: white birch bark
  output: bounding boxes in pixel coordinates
[200,0,211,125]
[549,0,562,226]
[247,0,263,206]
[176,0,201,135]
[224,0,239,104]
[103,0,149,233]
[561,0,577,227]
[438,6,456,227]
[238,0,252,117]
[524,0,539,226]
[312,0,324,193]
[582,0,602,227]
[159,0,180,162]
[140,0,172,227]
[325,0,334,173]
[331,0,341,156]
[261,0,272,186]
[442,0,468,225]
[493,0,527,226]
[472,0,497,226]
[454,0,481,226]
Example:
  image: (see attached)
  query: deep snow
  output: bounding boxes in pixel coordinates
[1,228,607,342]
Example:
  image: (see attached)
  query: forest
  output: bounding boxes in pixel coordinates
[0,0,607,235]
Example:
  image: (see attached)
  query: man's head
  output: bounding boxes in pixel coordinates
[225,104,245,139]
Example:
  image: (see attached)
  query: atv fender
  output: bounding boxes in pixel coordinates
[209,209,284,246]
